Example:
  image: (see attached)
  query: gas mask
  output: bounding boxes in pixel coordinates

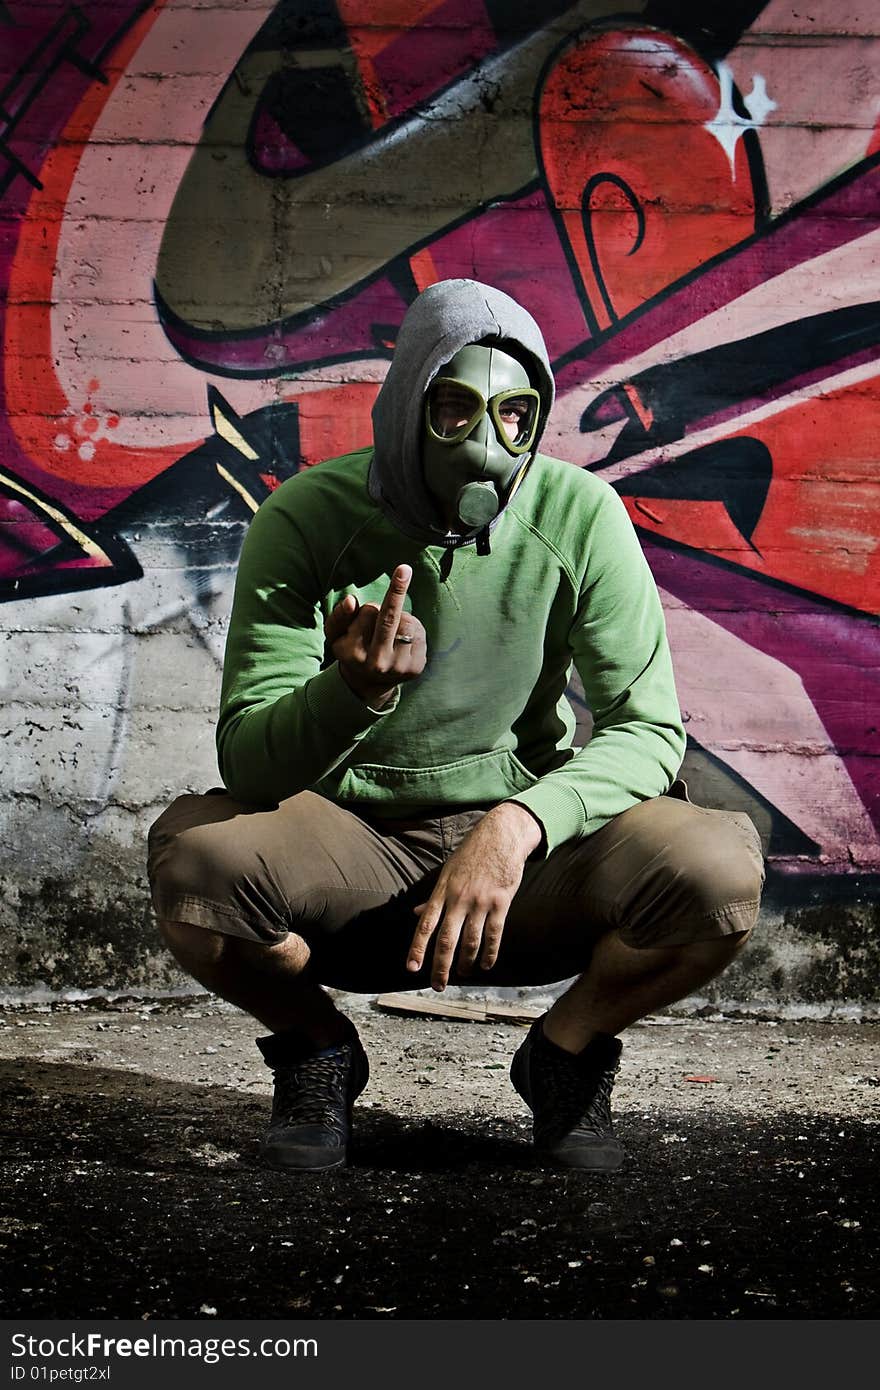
[422,344,541,537]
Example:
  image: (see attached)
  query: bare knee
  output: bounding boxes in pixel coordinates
[682,925,752,971]
[158,917,229,972]
[158,918,308,981]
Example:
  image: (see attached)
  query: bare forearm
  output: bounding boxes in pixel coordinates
[489,800,544,860]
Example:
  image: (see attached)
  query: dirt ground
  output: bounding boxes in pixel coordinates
[0,994,878,1321]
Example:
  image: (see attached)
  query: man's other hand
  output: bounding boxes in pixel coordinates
[325,564,427,708]
[408,802,544,990]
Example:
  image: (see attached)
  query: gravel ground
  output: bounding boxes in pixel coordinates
[0,996,878,1320]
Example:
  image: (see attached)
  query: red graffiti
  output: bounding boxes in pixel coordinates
[537,27,757,333]
[621,381,880,617]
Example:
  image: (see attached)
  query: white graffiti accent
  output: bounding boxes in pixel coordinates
[704,62,777,176]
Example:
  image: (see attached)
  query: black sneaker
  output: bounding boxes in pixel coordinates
[256,1019,369,1171]
[510,1016,624,1170]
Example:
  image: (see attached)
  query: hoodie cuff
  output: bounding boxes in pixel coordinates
[506,781,587,858]
[303,663,400,739]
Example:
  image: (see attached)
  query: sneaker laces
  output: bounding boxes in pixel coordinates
[532,1045,619,1146]
[567,1063,617,1138]
[270,1046,352,1138]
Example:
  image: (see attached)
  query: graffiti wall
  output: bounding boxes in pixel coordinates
[1,0,878,994]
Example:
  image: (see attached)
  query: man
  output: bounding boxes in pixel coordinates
[148,278,764,1174]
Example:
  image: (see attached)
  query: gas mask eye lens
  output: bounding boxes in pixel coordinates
[427,379,484,442]
[497,396,530,441]
[427,376,540,453]
[490,388,540,453]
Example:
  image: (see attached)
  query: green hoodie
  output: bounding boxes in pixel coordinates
[216,444,686,856]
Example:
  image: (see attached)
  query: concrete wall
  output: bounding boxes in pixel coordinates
[1,0,878,1009]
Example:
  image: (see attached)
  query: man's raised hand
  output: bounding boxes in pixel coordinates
[326,564,427,708]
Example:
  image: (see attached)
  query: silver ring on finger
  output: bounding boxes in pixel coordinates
[393,633,414,645]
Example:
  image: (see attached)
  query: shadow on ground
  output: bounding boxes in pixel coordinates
[1,1056,876,1319]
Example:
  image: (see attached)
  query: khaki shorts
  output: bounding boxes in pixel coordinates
[147,782,764,992]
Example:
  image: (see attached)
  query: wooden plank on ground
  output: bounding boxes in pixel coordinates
[373,992,541,1025]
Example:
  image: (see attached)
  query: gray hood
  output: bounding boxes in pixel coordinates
[368,278,555,547]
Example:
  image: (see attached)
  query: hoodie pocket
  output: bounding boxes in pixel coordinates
[333,746,539,807]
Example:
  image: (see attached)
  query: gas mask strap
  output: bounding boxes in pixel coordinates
[505,457,532,507]
[476,526,491,556]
